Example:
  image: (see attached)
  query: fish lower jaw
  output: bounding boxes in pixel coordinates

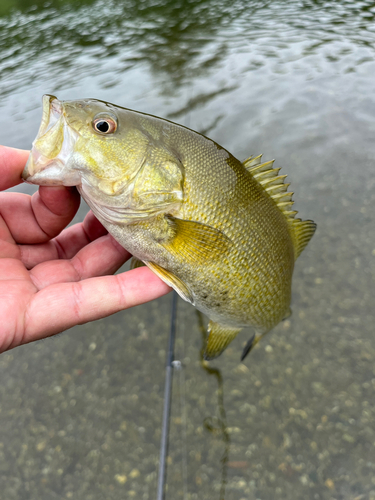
[22,152,81,186]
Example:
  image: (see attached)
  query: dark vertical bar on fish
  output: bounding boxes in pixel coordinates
[157,291,178,500]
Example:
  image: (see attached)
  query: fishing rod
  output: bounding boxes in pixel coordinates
[156,291,178,500]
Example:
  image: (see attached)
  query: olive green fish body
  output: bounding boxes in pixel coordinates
[23,95,316,359]
[113,126,294,330]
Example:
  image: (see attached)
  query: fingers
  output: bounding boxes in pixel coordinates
[37,185,81,219]
[82,210,109,242]
[29,234,131,289]
[20,211,108,268]
[0,146,30,191]
[32,186,81,240]
[22,267,172,345]
[0,187,80,245]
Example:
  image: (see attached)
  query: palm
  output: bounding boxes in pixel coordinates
[0,147,170,352]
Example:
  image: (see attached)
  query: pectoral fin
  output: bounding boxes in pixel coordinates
[163,215,230,265]
[146,261,193,304]
[204,321,242,360]
[130,257,146,270]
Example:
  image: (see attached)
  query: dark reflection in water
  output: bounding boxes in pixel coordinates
[1,0,375,152]
[0,0,238,98]
[1,0,375,102]
[198,311,230,500]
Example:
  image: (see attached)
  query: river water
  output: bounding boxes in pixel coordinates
[1,1,375,499]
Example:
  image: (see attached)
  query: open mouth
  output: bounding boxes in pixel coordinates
[39,95,62,136]
[22,95,81,186]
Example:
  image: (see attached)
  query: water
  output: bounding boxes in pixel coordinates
[1,0,375,498]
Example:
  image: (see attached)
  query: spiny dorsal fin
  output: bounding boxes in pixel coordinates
[243,155,296,220]
[243,155,316,258]
[243,154,263,169]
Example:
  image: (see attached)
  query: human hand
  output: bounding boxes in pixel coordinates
[0,146,171,353]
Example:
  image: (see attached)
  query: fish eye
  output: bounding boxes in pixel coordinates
[92,116,117,134]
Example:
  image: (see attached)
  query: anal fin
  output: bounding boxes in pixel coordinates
[204,321,242,360]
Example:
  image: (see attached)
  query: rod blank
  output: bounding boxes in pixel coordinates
[156,291,178,500]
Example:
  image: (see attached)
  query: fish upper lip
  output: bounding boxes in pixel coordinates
[50,98,62,116]
[39,95,82,140]
[37,95,60,136]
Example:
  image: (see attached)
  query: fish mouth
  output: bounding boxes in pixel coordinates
[22,95,81,186]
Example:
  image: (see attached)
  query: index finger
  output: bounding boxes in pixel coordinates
[0,146,30,191]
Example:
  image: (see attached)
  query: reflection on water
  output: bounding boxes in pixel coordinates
[198,311,230,500]
[1,0,375,499]
[2,0,375,148]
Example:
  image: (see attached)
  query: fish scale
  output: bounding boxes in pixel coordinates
[23,95,316,360]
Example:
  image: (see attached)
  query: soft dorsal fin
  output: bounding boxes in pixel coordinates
[289,218,317,259]
[243,155,316,258]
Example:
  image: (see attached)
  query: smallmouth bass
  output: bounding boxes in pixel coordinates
[23,95,316,360]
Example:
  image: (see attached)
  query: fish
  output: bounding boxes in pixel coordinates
[23,95,316,360]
